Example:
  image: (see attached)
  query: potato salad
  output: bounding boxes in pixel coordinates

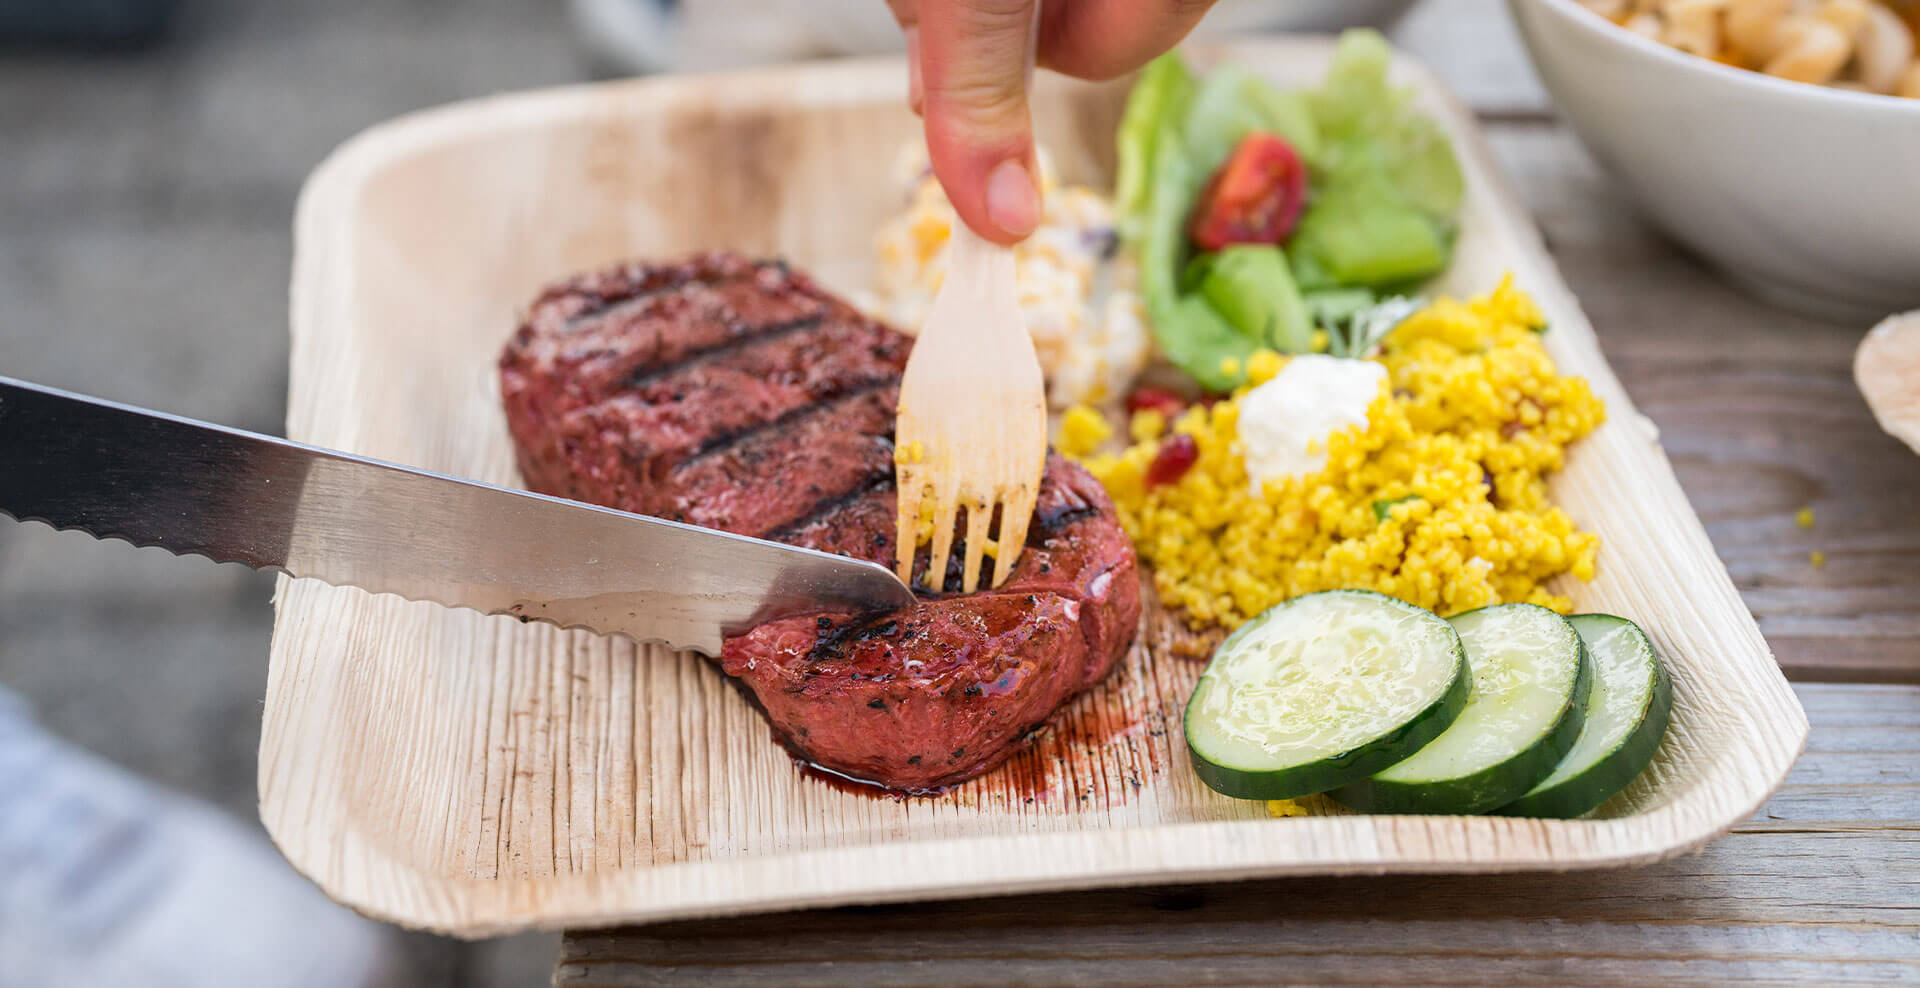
[868,149,1152,409]
[1582,0,1920,97]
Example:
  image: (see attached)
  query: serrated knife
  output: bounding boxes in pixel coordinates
[0,376,917,656]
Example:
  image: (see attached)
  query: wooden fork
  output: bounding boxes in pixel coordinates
[893,220,1049,593]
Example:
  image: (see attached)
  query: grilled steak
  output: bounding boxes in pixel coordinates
[500,252,1141,790]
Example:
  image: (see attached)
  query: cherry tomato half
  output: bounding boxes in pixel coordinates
[1188,133,1308,251]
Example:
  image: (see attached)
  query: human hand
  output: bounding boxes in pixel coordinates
[888,1,1217,244]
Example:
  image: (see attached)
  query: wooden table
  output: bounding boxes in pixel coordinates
[556,4,1920,983]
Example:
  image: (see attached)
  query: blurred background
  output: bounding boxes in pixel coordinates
[1,4,582,983]
[0,0,1537,984]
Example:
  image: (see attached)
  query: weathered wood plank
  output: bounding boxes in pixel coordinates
[556,684,1918,988]
[1483,126,1920,684]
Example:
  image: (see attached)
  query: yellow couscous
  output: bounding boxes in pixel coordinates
[1059,404,1114,457]
[1073,278,1605,629]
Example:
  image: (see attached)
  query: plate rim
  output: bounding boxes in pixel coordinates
[268,36,1810,938]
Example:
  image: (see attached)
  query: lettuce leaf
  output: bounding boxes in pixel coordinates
[1293,29,1464,288]
[1199,245,1314,355]
[1114,31,1465,388]
[1140,138,1259,391]
[1115,53,1196,237]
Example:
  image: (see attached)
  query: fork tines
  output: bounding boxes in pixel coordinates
[892,224,1048,595]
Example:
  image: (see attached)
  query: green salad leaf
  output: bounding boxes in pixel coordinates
[1245,82,1321,165]
[1292,29,1464,289]
[1116,53,1196,237]
[1378,112,1464,220]
[1152,295,1261,394]
[1183,65,1325,179]
[1114,30,1465,390]
[1290,183,1451,288]
[1183,64,1269,180]
[1199,245,1314,355]
[1139,134,1257,392]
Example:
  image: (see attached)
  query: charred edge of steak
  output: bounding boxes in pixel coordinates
[806,615,904,663]
[1031,504,1103,540]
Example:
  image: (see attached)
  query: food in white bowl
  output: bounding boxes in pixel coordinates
[1510,0,1920,318]
[1574,0,1920,97]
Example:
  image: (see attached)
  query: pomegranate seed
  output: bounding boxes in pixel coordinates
[1146,434,1199,488]
[1125,386,1187,419]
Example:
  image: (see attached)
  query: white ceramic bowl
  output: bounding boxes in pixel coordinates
[1509,0,1920,320]
[1199,0,1419,35]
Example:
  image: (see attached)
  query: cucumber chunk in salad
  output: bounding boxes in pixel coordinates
[1185,590,1470,800]
[1333,603,1591,815]
[1497,615,1672,819]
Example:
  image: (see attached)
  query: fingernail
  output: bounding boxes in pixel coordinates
[985,159,1040,238]
[906,28,923,114]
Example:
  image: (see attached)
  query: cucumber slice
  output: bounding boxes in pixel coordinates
[1333,603,1591,814]
[1185,590,1470,800]
[1497,615,1672,818]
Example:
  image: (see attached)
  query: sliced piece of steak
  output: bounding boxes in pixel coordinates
[724,455,1140,789]
[500,252,1141,791]
[724,594,1089,786]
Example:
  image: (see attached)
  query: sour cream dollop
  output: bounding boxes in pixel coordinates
[1237,354,1387,491]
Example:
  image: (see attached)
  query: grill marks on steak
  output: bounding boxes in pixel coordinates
[500,252,1142,791]
[665,387,898,533]
[765,482,898,564]
[503,254,909,523]
[515,258,820,407]
[744,594,1090,784]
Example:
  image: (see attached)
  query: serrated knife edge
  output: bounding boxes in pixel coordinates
[0,376,917,655]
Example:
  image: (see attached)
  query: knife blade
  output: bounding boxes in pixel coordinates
[0,376,917,656]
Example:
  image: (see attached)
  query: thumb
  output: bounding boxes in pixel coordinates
[917,0,1042,244]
